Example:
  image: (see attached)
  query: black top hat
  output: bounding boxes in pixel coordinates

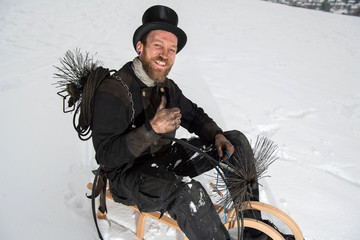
[133,5,187,53]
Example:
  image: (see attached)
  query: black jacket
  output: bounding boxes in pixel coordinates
[92,61,222,180]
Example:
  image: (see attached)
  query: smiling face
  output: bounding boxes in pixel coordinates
[136,30,178,82]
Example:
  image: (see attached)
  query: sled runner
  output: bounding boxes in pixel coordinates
[86,182,304,240]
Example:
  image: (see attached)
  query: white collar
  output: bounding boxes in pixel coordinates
[131,57,155,87]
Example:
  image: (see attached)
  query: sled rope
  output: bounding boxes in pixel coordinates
[224,152,230,223]
[214,151,230,223]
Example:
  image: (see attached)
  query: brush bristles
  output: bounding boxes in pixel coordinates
[53,49,109,140]
[53,48,103,101]
[214,136,278,211]
[253,135,278,179]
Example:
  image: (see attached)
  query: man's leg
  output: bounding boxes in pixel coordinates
[165,178,231,240]
[222,131,264,238]
[168,131,263,237]
[114,155,231,240]
[166,131,295,239]
[222,131,261,218]
[169,130,261,215]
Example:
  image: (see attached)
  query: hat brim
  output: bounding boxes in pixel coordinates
[133,22,187,53]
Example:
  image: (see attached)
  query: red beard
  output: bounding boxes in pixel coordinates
[141,55,173,83]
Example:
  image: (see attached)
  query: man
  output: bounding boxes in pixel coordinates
[91,5,294,240]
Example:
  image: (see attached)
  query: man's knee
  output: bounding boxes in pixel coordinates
[171,179,206,204]
[167,179,212,216]
[224,130,251,149]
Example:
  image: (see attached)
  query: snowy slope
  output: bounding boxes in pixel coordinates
[261,0,360,16]
[1,0,359,239]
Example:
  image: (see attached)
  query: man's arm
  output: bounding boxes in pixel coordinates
[92,90,160,168]
[168,80,234,159]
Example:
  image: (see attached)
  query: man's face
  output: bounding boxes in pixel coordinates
[138,30,178,82]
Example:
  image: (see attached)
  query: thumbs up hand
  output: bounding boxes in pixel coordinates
[150,96,182,134]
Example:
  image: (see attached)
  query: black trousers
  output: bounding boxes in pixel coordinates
[109,130,260,240]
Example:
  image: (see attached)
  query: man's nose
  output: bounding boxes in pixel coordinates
[159,48,169,59]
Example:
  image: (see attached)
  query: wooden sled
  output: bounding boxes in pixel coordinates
[87,183,303,240]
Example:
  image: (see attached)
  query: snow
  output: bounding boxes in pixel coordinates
[1,0,359,239]
[151,163,159,168]
[182,176,192,183]
[190,202,198,214]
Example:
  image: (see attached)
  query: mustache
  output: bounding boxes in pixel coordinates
[153,56,169,65]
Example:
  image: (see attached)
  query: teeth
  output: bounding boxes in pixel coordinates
[155,60,166,66]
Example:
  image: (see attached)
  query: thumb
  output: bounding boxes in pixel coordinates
[216,145,223,159]
[158,96,167,110]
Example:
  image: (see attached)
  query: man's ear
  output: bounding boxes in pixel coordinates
[136,41,143,55]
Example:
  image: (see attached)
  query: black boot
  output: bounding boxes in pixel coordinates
[244,219,296,240]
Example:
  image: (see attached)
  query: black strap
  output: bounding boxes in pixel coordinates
[86,166,107,240]
[133,176,143,212]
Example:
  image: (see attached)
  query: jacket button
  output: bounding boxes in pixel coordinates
[160,87,165,93]
[151,153,156,157]
[142,91,146,97]
[153,141,159,146]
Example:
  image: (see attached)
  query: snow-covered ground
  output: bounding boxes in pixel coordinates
[1,0,359,239]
